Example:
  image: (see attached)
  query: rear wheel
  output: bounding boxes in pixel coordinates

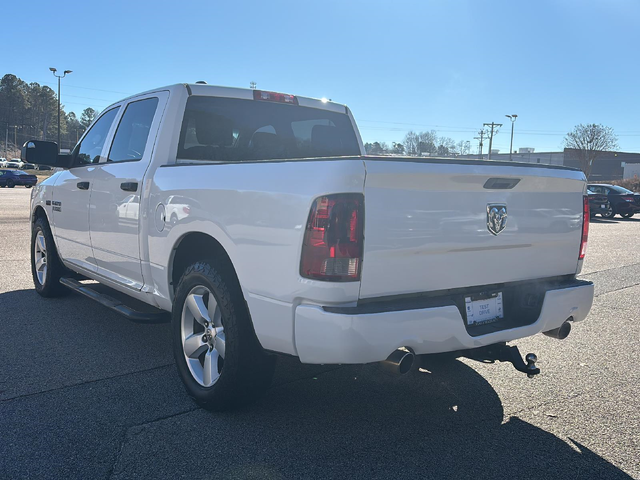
[622,212,634,218]
[31,217,69,297]
[6,180,15,188]
[601,206,615,218]
[25,185,32,188]
[172,260,275,411]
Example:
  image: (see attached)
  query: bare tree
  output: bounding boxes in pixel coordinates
[456,140,471,155]
[403,131,420,156]
[436,136,456,156]
[564,124,618,177]
[418,130,438,155]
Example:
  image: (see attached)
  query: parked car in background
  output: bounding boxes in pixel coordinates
[588,184,640,218]
[586,189,611,217]
[5,159,24,169]
[35,165,52,171]
[22,163,36,170]
[0,158,6,166]
[0,169,37,188]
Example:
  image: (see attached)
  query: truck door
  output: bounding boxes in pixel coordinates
[51,107,120,272]
[89,92,167,290]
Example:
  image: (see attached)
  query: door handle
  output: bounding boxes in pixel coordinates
[120,182,138,192]
[77,182,90,190]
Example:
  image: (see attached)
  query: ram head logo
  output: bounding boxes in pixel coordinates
[487,204,508,235]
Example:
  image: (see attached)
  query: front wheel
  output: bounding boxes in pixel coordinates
[31,217,69,297]
[6,180,15,188]
[172,260,275,411]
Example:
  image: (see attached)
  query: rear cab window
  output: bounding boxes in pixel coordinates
[176,96,360,163]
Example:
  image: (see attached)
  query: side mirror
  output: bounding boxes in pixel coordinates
[21,140,73,169]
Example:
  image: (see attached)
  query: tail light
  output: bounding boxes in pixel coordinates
[622,196,635,202]
[300,194,364,281]
[579,195,589,260]
[253,90,298,105]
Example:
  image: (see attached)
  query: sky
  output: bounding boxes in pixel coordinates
[4,0,640,153]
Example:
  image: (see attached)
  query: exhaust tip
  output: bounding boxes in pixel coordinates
[543,319,572,340]
[381,348,415,375]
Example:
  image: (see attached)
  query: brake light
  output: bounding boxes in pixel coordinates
[622,196,635,202]
[253,90,298,105]
[580,195,589,260]
[300,194,364,281]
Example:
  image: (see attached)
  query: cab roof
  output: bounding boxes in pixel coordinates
[108,83,348,114]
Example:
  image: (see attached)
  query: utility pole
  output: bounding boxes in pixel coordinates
[483,122,502,160]
[4,123,8,159]
[474,130,486,159]
[250,81,257,90]
[505,114,518,161]
[50,68,72,152]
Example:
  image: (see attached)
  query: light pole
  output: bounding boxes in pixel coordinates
[505,114,518,161]
[49,68,72,151]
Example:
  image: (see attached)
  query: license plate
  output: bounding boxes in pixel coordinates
[465,292,503,326]
[601,204,606,208]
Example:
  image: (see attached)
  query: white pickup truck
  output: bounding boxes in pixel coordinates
[24,84,594,410]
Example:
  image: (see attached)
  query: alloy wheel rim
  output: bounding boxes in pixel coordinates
[34,231,47,286]
[180,285,226,387]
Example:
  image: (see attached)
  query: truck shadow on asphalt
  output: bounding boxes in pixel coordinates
[180,356,631,479]
[0,288,633,479]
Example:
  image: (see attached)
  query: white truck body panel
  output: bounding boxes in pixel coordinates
[359,160,586,299]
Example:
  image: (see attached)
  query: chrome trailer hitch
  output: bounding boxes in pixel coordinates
[462,343,540,378]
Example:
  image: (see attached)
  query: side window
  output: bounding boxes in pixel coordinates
[74,108,120,165]
[108,98,159,163]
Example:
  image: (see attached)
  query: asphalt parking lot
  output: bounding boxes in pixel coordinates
[1,187,639,480]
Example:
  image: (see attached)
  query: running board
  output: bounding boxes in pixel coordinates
[59,277,169,324]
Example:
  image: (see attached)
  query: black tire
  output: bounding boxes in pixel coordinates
[172,260,276,411]
[25,185,32,188]
[6,180,15,188]
[31,217,69,297]
[601,206,615,219]
[622,213,634,218]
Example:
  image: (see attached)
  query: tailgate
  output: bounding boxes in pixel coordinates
[359,159,586,299]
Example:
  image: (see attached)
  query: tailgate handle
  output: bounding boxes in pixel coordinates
[77,181,90,190]
[484,178,520,190]
[120,182,138,192]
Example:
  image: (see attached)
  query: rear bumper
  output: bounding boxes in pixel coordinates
[294,281,594,364]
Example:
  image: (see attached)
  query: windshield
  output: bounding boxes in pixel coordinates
[177,96,360,163]
[610,185,634,194]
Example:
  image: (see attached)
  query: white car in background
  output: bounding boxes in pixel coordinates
[5,159,24,169]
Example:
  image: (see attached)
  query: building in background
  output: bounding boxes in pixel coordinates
[458,148,640,180]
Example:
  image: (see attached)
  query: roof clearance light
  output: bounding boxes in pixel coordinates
[253,90,298,105]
